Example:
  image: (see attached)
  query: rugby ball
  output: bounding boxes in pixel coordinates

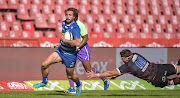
[64,31,73,40]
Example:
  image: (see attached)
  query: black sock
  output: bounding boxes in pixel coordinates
[173,78,180,85]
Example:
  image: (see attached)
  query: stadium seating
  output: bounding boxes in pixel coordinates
[115,5,126,15]
[109,14,119,25]
[54,5,66,20]
[67,0,79,9]
[4,12,16,24]
[22,21,35,36]
[117,24,129,33]
[19,0,31,9]
[0,13,3,22]
[31,0,43,8]
[11,21,23,36]
[0,0,179,40]
[35,13,49,28]
[89,32,103,38]
[0,21,10,37]
[42,4,54,18]
[17,4,31,20]
[90,0,103,6]
[55,22,62,37]
[95,14,108,24]
[86,14,95,24]
[45,31,56,38]
[79,0,89,5]
[105,23,116,33]
[0,0,8,9]
[152,32,165,39]
[55,0,66,5]
[79,5,90,15]
[22,31,32,38]
[47,14,58,28]
[140,32,152,39]
[8,31,21,38]
[93,23,104,33]
[154,24,163,33]
[33,31,43,38]
[103,32,116,38]
[0,31,6,38]
[177,32,180,39]
[128,32,140,38]
[29,4,41,19]
[44,0,55,10]
[85,23,94,33]
[91,5,102,15]
[7,0,19,9]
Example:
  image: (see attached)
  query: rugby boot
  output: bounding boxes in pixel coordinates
[104,79,109,90]
[63,87,76,94]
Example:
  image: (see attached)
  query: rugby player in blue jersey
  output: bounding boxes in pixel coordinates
[88,49,180,88]
[63,20,109,94]
[33,8,82,96]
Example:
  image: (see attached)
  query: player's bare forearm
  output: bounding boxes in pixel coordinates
[79,34,89,48]
[98,70,119,78]
[64,38,81,47]
[87,69,120,79]
[61,34,80,46]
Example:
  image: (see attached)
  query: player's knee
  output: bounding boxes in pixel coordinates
[41,62,48,69]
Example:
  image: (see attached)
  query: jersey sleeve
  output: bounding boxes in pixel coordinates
[76,20,88,36]
[72,27,80,39]
[117,64,130,75]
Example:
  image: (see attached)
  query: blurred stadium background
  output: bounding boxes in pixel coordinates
[0,0,180,94]
[0,0,180,47]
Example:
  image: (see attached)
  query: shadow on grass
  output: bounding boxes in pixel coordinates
[37,91,71,96]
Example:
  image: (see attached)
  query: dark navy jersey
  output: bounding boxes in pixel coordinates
[117,53,158,82]
[58,20,80,53]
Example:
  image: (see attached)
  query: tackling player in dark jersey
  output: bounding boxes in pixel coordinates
[88,49,180,88]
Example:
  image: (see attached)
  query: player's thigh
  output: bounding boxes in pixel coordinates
[152,74,168,88]
[42,52,62,66]
[157,64,177,76]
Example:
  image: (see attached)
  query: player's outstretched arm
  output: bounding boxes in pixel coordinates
[87,69,120,79]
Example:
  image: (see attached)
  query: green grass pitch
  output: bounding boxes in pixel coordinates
[0,90,180,98]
